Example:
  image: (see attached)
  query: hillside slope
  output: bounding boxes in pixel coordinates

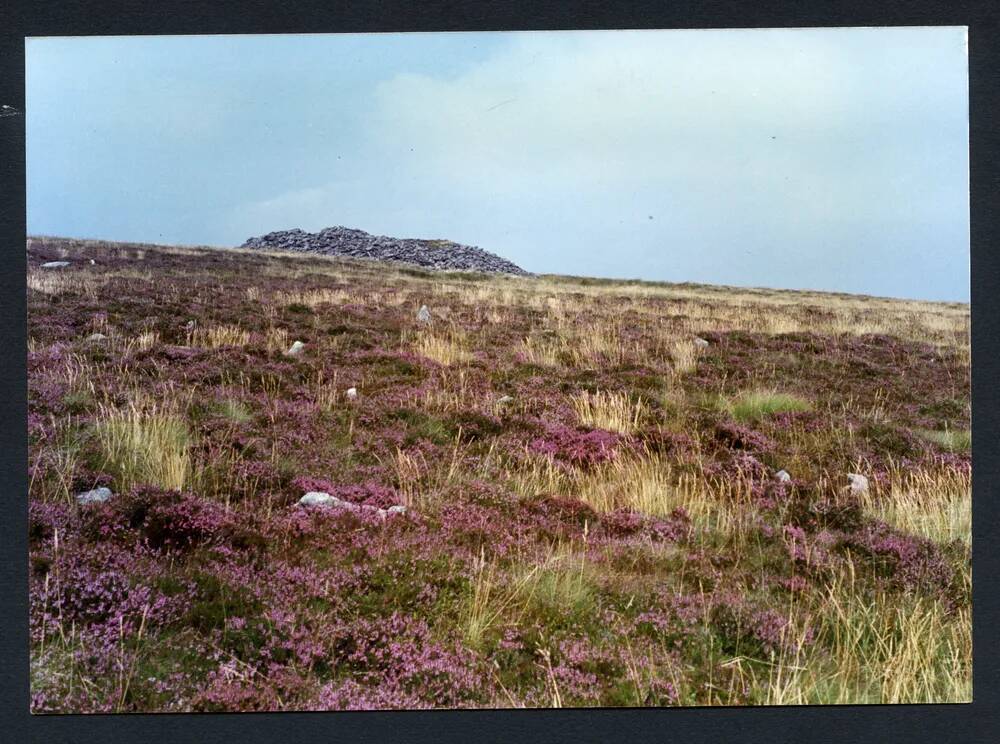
[27,237,971,712]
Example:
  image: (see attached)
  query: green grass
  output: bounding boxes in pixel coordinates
[728,391,812,423]
[209,398,253,424]
[915,428,971,453]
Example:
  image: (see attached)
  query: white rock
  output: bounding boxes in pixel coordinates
[89,259,96,265]
[346,387,358,400]
[496,395,514,405]
[775,469,791,483]
[847,473,869,494]
[387,505,407,515]
[286,340,305,356]
[77,487,112,505]
[41,261,70,269]
[693,337,710,348]
[416,305,432,323]
[85,333,107,343]
[298,491,334,507]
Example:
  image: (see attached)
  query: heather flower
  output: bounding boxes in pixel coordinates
[528,423,624,469]
[844,521,955,595]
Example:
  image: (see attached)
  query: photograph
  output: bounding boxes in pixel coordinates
[24,27,971,713]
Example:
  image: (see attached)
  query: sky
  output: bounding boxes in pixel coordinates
[26,28,969,301]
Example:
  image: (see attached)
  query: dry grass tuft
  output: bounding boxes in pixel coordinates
[264,326,290,354]
[275,288,351,309]
[413,327,471,366]
[669,339,702,374]
[94,400,191,492]
[519,336,561,367]
[187,324,251,348]
[859,467,971,544]
[571,390,645,434]
[763,565,971,704]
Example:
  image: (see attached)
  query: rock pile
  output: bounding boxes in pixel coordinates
[239,226,527,275]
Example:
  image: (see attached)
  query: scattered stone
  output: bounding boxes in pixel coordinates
[693,337,710,348]
[240,225,528,275]
[76,487,112,505]
[85,333,107,343]
[346,387,358,400]
[774,469,791,483]
[846,473,869,494]
[286,340,305,356]
[296,491,407,519]
[416,305,432,323]
[41,261,70,269]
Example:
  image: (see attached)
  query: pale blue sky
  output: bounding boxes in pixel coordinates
[26,29,969,301]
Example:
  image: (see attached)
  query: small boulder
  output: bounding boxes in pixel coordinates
[85,333,107,343]
[298,491,334,507]
[386,505,407,515]
[496,395,514,405]
[89,259,96,265]
[41,261,70,269]
[693,337,710,348]
[416,305,432,323]
[774,469,791,483]
[846,473,869,494]
[286,340,306,356]
[76,487,112,505]
[346,387,358,400]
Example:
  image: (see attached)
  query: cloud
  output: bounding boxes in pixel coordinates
[344,29,967,298]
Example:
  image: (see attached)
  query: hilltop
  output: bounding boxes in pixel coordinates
[240,225,528,275]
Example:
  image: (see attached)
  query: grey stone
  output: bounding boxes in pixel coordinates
[693,337,710,348]
[85,333,108,343]
[416,305,432,323]
[387,505,407,515]
[286,340,305,356]
[496,395,514,405]
[41,261,70,269]
[775,469,791,483]
[77,487,112,505]
[346,387,358,400]
[298,491,334,507]
[847,473,869,494]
